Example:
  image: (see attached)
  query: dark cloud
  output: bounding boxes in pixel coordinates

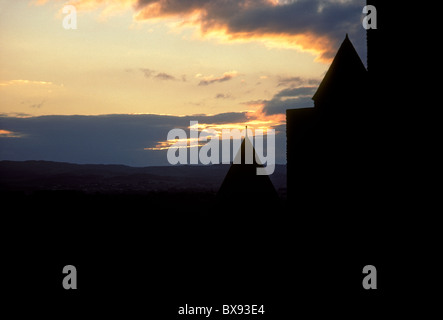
[277,76,320,87]
[139,68,178,81]
[241,99,266,106]
[0,113,32,118]
[196,112,247,124]
[274,86,316,98]
[135,0,366,61]
[140,68,155,78]
[0,112,256,166]
[261,85,315,115]
[136,0,208,11]
[215,93,233,99]
[29,100,45,109]
[198,71,238,86]
[154,72,176,81]
[262,96,313,115]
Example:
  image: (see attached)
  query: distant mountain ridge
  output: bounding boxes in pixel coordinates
[0,160,286,195]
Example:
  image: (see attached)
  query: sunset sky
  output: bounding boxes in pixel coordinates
[0,0,367,166]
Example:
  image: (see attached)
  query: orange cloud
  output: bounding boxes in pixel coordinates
[200,28,335,63]
[0,129,25,138]
[39,0,362,62]
[133,1,333,62]
[145,107,285,152]
[198,71,238,86]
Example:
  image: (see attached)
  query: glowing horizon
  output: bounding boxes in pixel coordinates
[0,0,366,166]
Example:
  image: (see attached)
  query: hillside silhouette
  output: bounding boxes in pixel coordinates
[0,160,286,196]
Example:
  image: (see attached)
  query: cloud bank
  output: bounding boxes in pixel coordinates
[58,0,366,62]
[0,112,286,166]
[135,0,364,61]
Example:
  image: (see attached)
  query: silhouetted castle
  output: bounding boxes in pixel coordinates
[286,1,397,210]
[216,1,404,209]
[286,34,372,210]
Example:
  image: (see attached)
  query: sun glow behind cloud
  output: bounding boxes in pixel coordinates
[34,0,360,62]
[0,0,364,117]
[144,109,285,151]
[0,129,25,138]
[199,30,334,63]
[131,0,336,62]
[0,0,366,166]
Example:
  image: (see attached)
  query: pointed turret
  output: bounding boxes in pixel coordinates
[217,133,278,202]
[312,35,367,111]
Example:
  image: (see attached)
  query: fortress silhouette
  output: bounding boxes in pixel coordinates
[286,33,369,209]
[285,0,391,211]
[217,33,372,205]
[216,1,394,212]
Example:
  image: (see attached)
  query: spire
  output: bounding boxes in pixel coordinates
[217,130,278,201]
[312,34,367,108]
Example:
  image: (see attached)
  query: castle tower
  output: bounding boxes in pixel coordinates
[286,35,369,209]
[312,34,368,112]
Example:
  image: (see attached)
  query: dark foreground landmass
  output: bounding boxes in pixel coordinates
[0,161,417,318]
[0,160,286,196]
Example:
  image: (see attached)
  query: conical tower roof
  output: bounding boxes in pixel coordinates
[312,34,367,108]
[217,134,278,201]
